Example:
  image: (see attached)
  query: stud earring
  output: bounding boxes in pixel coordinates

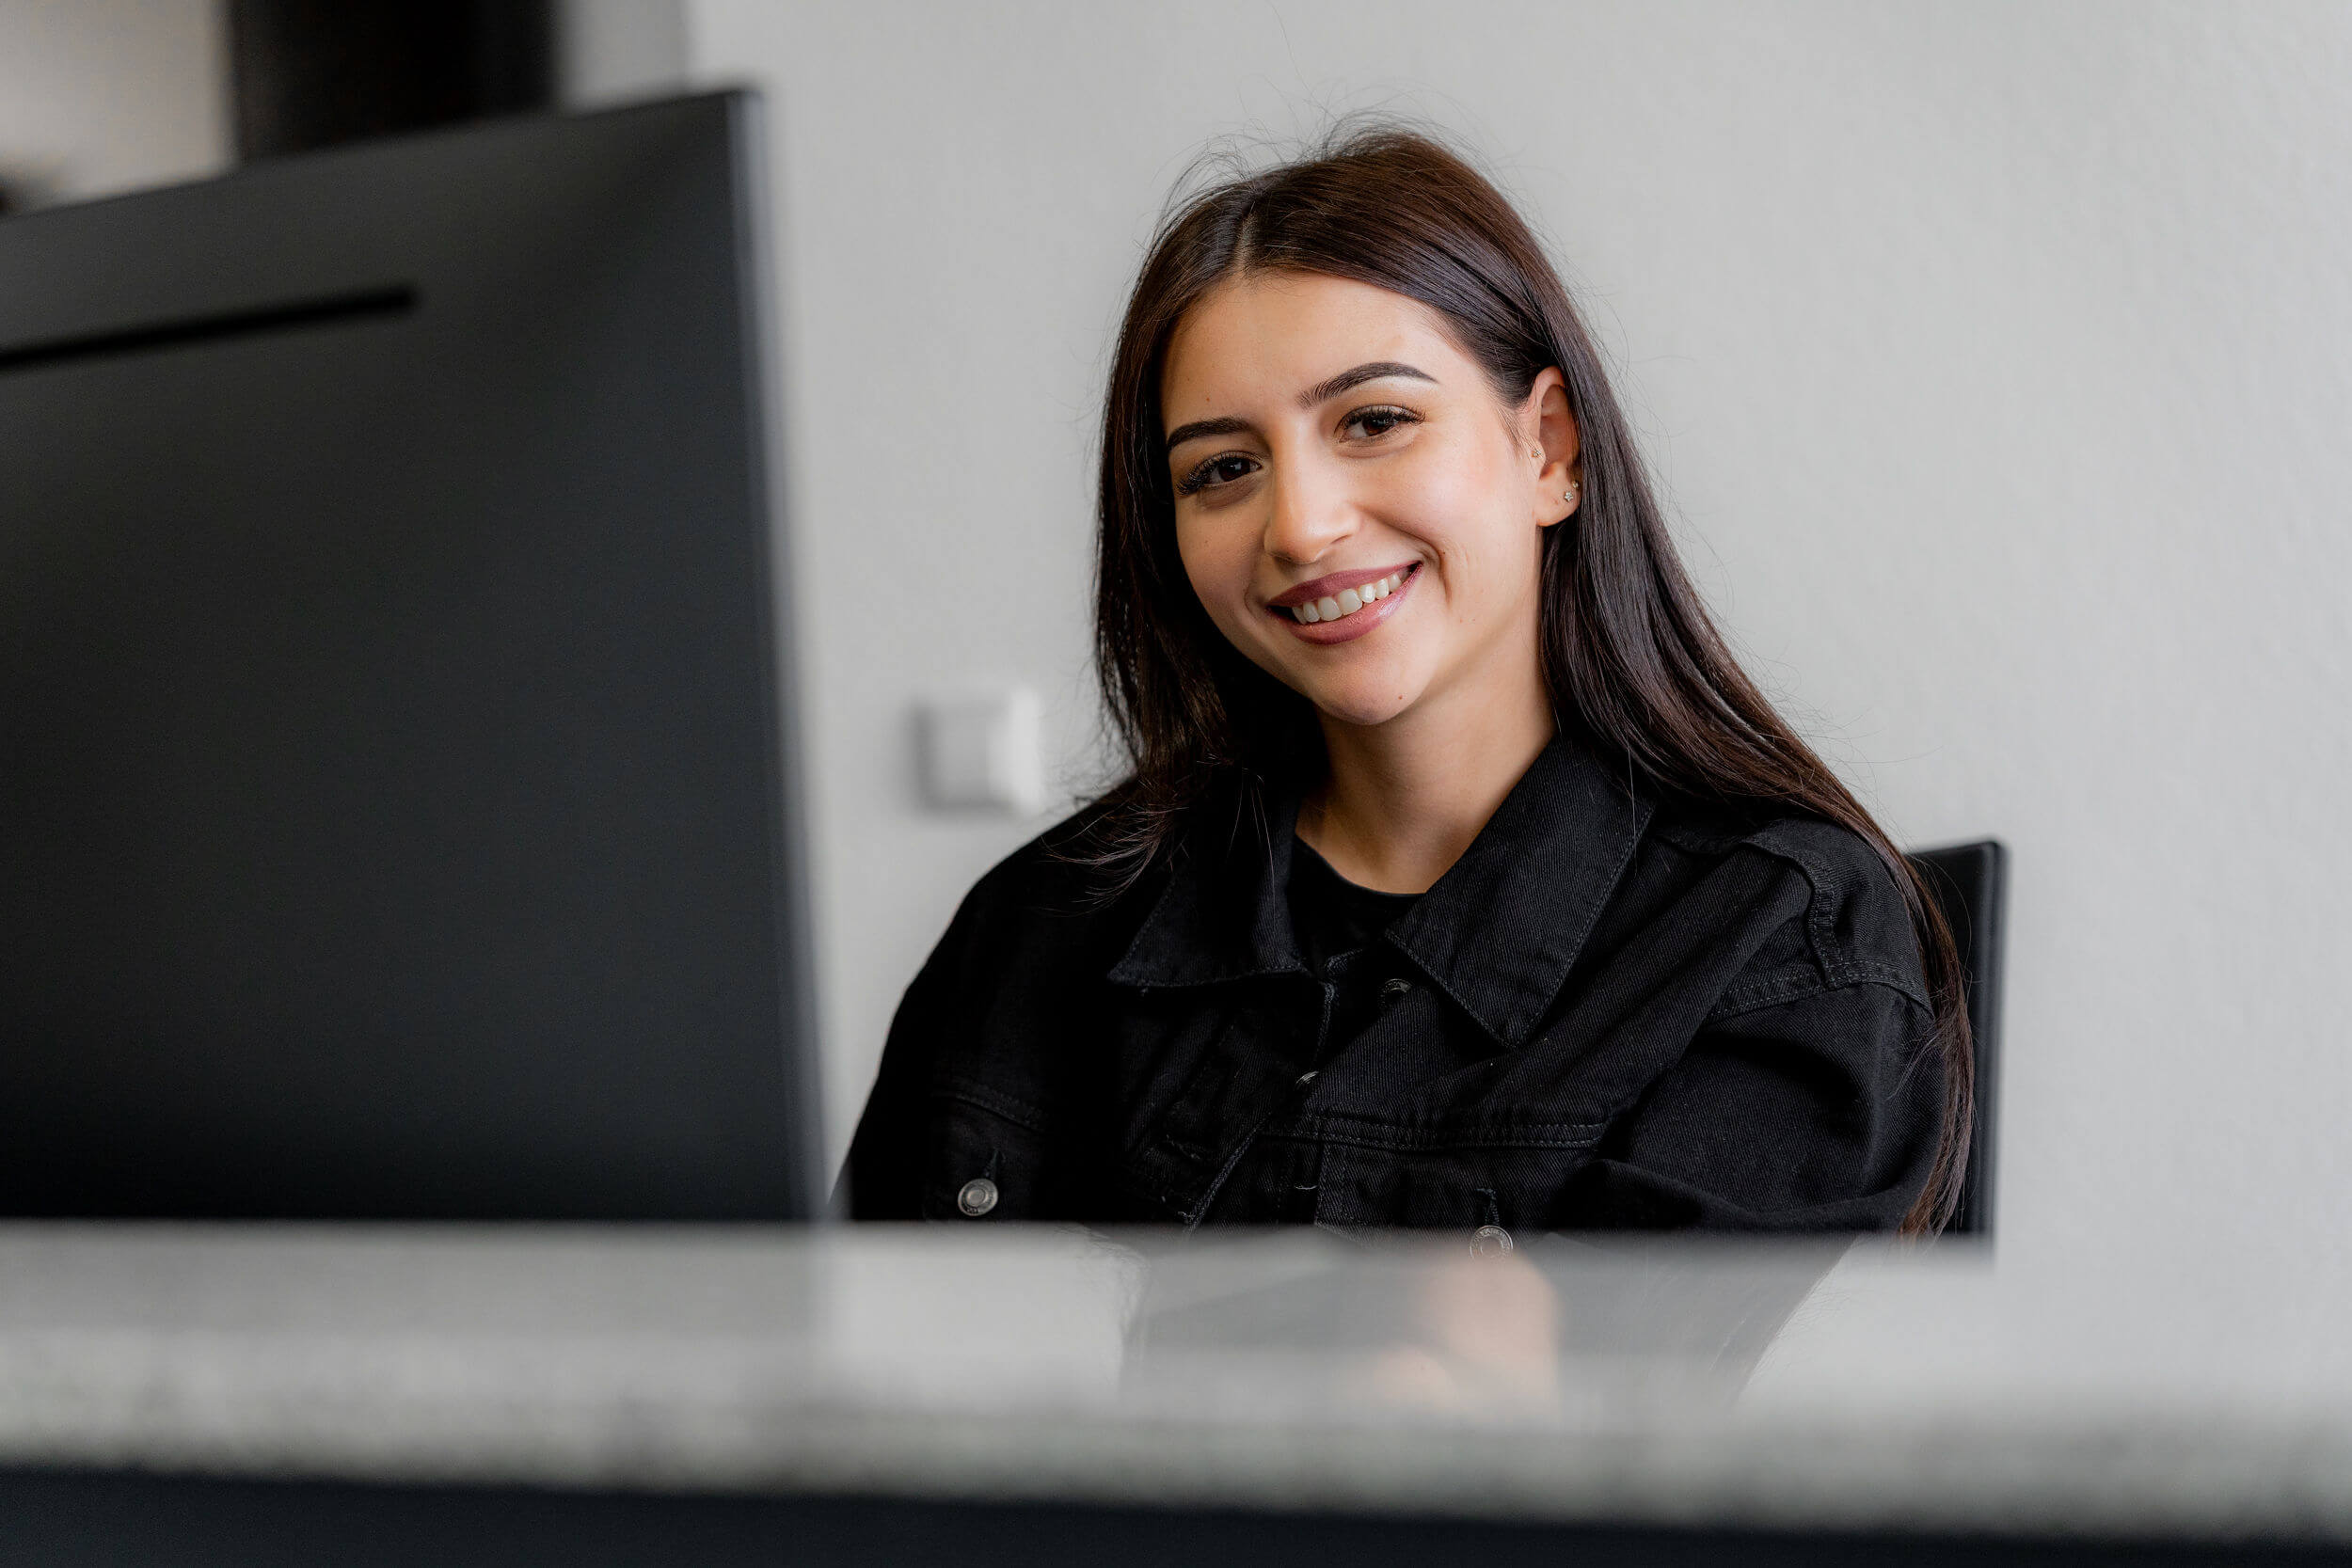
[1562,483,1579,506]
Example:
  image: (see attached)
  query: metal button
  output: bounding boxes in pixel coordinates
[1379,977,1412,1005]
[1469,1223,1515,1258]
[956,1177,999,1217]
[1293,1069,1319,1092]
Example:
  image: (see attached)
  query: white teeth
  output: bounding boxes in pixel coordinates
[1288,569,1410,626]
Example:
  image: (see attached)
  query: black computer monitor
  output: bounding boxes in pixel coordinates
[0,92,823,1219]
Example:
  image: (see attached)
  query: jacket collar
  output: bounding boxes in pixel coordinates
[1105,735,1655,1048]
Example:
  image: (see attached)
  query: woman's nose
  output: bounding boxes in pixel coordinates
[1261,457,1356,566]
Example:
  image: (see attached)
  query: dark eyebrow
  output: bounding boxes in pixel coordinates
[1163,414,1252,451]
[1163,362,1436,453]
[1298,360,1435,407]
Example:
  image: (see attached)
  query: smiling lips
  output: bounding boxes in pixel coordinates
[1283,568,1408,625]
[1266,562,1420,643]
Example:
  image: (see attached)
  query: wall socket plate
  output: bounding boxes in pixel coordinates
[917,685,1045,815]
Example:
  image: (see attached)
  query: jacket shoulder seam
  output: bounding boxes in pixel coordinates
[1728,826,1931,1014]
[1706,969,1935,1024]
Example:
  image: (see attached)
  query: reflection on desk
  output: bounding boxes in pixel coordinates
[0,1224,2348,1560]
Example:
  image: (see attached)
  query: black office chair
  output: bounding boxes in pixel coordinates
[1905,840,2008,1238]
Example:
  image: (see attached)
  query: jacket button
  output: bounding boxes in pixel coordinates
[1379,977,1412,1005]
[1469,1223,1515,1258]
[956,1178,999,1217]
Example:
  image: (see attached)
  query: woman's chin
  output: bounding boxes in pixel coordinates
[1305,681,1423,732]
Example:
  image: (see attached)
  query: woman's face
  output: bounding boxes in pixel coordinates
[1161,272,1577,733]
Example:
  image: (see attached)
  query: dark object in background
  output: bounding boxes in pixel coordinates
[0,172,52,217]
[1907,839,2008,1237]
[0,94,823,1221]
[230,0,554,160]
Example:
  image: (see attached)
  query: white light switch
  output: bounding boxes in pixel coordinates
[918,686,1045,815]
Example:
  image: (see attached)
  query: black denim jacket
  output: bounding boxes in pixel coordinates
[844,736,1943,1234]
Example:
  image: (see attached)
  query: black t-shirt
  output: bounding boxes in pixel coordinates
[1286,835,1421,1064]
[1285,834,1421,976]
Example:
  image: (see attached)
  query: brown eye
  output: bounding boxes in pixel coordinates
[1342,404,1418,441]
[1177,453,1258,496]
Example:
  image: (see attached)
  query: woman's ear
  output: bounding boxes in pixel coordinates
[1521,368,1580,528]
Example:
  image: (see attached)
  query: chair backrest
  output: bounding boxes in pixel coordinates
[1903,840,2009,1238]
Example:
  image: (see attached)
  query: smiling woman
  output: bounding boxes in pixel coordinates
[845,127,1973,1240]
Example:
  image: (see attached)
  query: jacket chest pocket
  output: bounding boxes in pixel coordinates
[918,1086,1052,1222]
[918,1082,1152,1224]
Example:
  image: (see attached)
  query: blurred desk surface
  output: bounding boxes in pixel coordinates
[0,1223,2348,1564]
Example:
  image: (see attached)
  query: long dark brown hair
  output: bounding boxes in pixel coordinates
[1084,125,1971,1235]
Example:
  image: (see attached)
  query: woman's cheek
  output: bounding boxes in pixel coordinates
[1400,465,1525,622]
[1385,450,1483,546]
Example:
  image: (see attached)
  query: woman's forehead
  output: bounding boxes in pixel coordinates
[1160,273,1465,417]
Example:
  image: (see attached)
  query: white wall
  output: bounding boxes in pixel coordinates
[686,0,2352,1262]
[0,0,226,204]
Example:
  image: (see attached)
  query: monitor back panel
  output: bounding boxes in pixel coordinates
[0,94,821,1219]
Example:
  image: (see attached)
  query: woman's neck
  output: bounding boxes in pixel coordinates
[1295,662,1556,895]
